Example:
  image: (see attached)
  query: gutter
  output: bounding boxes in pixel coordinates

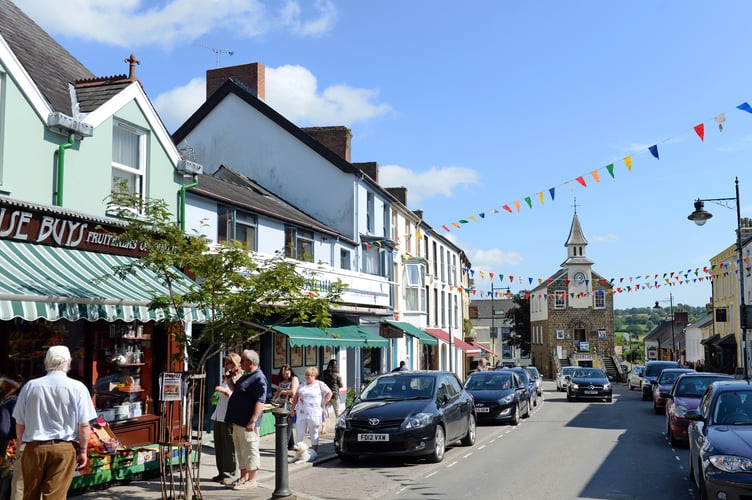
[55,134,76,206]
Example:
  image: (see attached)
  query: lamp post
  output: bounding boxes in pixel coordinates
[688,177,749,381]
[653,293,676,362]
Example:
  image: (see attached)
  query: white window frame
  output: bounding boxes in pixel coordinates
[112,120,146,204]
[556,329,565,340]
[554,290,567,309]
[593,291,606,309]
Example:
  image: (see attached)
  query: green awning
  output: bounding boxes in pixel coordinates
[323,324,388,348]
[272,323,387,348]
[0,239,206,323]
[386,320,438,346]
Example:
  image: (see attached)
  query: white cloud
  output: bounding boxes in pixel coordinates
[379,164,480,205]
[14,0,336,49]
[469,247,524,271]
[589,233,618,242]
[153,65,392,132]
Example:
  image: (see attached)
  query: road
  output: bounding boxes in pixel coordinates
[288,381,699,500]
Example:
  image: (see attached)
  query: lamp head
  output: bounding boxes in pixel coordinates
[653,301,660,310]
[688,199,713,226]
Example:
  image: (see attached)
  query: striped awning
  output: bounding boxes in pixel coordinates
[385,321,438,346]
[271,323,387,348]
[0,239,206,323]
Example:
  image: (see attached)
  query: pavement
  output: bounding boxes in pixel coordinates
[74,417,338,500]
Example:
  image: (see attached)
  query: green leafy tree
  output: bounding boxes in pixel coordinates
[506,291,531,356]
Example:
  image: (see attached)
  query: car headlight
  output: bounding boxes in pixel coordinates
[405,412,433,430]
[335,413,348,429]
[673,405,688,418]
[708,455,752,473]
[499,394,514,404]
[570,383,579,390]
[603,383,611,390]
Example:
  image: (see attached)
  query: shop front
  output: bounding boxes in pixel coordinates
[0,198,203,489]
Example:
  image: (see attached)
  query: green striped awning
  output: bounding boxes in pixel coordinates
[272,323,387,348]
[0,239,207,323]
[386,320,438,346]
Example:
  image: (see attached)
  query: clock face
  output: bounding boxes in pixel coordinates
[574,272,586,284]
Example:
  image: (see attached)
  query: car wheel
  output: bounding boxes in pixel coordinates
[511,403,520,425]
[628,381,633,391]
[428,425,446,463]
[337,452,358,464]
[461,414,476,446]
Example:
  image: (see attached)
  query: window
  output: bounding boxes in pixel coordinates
[340,249,351,270]
[285,227,314,262]
[593,290,605,309]
[451,254,457,286]
[406,263,424,287]
[556,330,565,340]
[112,121,146,201]
[405,262,426,312]
[218,206,257,250]
[362,244,385,276]
[366,191,374,233]
[554,291,567,309]
[440,247,445,282]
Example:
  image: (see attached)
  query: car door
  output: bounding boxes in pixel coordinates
[438,374,462,440]
[689,385,714,482]
[512,374,527,413]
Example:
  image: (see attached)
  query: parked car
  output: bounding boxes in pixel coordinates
[652,368,695,414]
[664,372,733,446]
[566,368,612,402]
[525,366,543,396]
[506,367,538,407]
[556,366,578,392]
[687,380,752,497]
[334,371,476,463]
[464,370,530,425]
[641,360,679,401]
[627,365,645,391]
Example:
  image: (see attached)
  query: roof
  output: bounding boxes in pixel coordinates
[565,212,588,246]
[190,166,353,244]
[0,0,95,114]
[470,299,515,319]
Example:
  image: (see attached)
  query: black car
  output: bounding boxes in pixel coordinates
[641,360,679,400]
[687,380,752,498]
[505,367,538,407]
[566,368,612,402]
[334,371,476,463]
[464,370,530,425]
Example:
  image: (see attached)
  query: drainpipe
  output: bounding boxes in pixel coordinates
[179,175,199,231]
[56,134,76,206]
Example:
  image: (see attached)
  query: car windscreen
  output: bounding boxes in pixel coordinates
[645,363,678,377]
[573,369,605,379]
[360,375,435,401]
[465,373,513,391]
[675,376,731,397]
[658,370,689,385]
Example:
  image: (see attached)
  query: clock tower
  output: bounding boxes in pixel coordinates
[562,209,593,308]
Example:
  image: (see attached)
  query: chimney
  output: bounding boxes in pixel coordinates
[206,62,265,100]
[413,209,424,220]
[355,162,379,183]
[674,310,689,327]
[302,126,351,162]
[386,187,407,205]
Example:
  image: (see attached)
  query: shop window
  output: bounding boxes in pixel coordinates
[112,121,146,204]
[284,227,313,262]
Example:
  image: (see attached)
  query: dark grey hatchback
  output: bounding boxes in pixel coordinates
[334,371,476,463]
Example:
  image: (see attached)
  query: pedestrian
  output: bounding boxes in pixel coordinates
[320,360,343,434]
[392,360,408,372]
[224,349,267,491]
[290,367,332,452]
[271,364,299,450]
[210,353,242,486]
[13,345,97,500]
[476,358,489,372]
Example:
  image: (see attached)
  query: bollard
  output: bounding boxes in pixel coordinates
[271,407,296,499]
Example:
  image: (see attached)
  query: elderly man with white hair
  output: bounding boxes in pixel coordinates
[13,345,97,500]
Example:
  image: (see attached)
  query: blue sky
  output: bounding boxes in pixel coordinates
[14,1,752,310]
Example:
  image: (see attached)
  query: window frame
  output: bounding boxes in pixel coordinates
[554,290,567,309]
[111,120,146,204]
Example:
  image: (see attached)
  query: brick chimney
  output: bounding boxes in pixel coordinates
[386,187,407,205]
[302,126,351,162]
[674,310,689,327]
[355,162,379,183]
[206,62,265,100]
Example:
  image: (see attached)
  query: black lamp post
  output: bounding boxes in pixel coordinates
[688,177,749,381]
[653,293,676,362]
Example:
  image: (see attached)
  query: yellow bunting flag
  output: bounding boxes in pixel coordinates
[624,156,632,171]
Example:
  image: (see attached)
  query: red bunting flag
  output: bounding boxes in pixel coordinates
[694,123,704,141]
[576,176,587,187]
[502,205,512,213]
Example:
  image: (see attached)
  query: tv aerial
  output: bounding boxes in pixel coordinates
[194,43,234,67]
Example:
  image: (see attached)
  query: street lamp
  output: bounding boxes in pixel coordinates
[688,177,749,381]
[653,293,676,362]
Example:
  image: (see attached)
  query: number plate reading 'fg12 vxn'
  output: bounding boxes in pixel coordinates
[358,434,389,442]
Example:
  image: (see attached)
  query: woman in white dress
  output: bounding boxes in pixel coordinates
[289,366,332,451]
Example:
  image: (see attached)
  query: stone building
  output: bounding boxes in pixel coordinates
[529,211,615,379]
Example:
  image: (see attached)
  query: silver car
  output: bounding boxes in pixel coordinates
[525,366,543,396]
[556,366,577,392]
[627,365,645,391]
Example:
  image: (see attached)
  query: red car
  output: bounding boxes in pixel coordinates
[664,372,733,446]
[652,368,694,414]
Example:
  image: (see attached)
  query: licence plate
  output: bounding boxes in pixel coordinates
[584,390,598,395]
[475,407,490,413]
[358,434,389,442]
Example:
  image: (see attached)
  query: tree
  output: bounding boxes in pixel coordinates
[105,188,343,498]
[506,291,531,356]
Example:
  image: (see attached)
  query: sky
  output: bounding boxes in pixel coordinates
[13,1,752,311]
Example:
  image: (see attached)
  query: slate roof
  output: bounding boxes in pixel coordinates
[0,0,94,114]
[190,165,355,245]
